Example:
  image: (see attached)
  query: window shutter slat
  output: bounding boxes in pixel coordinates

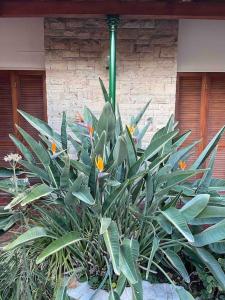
[18,74,45,140]
[176,75,202,165]
[208,74,225,178]
[0,72,15,163]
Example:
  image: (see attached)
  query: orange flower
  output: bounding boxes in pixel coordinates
[75,112,84,123]
[178,160,187,170]
[95,155,104,172]
[51,143,57,154]
[88,124,94,136]
[127,125,136,136]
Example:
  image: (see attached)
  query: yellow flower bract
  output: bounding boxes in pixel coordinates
[95,155,104,172]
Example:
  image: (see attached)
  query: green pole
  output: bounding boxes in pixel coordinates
[107,15,119,112]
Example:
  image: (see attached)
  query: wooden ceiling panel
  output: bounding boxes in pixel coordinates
[1,0,225,19]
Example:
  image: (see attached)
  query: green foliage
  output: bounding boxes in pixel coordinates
[1,99,225,300]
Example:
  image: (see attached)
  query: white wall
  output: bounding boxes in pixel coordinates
[178,19,225,72]
[0,18,44,70]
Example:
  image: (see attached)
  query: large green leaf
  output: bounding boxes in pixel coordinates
[61,111,68,151]
[197,206,225,218]
[36,231,82,264]
[97,102,116,142]
[101,218,120,275]
[94,130,106,157]
[191,126,225,170]
[168,140,199,168]
[164,249,190,283]
[72,187,95,205]
[132,100,151,126]
[196,247,225,290]
[20,160,50,182]
[18,109,60,142]
[60,156,70,189]
[176,288,195,300]
[209,241,225,254]
[108,291,120,300]
[194,219,225,247]
[17,126,50,166]
[120,239,138,284]
[129,130,178,176]
[125,127,137,168]
[99,77,110,102]
[145,237,159,279]
[21,183,54,206]
[9,134,34,163]
[3,227,49,251]
[180,194,210,222]
[113,136,127,167]
[162,208,194,242]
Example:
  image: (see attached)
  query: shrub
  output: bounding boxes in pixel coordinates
[1,96,225,299]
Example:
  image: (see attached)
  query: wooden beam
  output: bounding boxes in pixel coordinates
[1,0,225,19]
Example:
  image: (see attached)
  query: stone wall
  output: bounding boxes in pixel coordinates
[45,17,178,143]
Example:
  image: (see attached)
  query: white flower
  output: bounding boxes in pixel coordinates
[4,153,22,163]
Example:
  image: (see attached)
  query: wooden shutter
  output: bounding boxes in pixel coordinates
[0,72,15,163]
[176,73,202,165]
[176,72,225,178]
[207,74,225,178]
[0,71,46,166]
[17,72,46,140]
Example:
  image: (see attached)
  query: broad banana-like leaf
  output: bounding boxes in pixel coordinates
[36,231,82,264]
[101,218,120,275]
[161,208,194,243]
[102,182,128,215]
[198,147,217,188]
[3,226,49,251]
[18,109,60,142]
[66,174,95,205]
[137,119,152,147]
[191,126,225,170]
[72,186,95,205]
[108,291,120,300]
[194,219,225,247]
[17,126,50,166]
[176,287,195,300]
[115,274,126,296]
[94,130,106,157]
[20,160,50,182]
[155,170,204,199]
[97,102,116,142]
[168,140,199,168]
[99,77,110,102]
[70,160,90,176]
[180,194,210,222]
[196,247,225,290]
[129,130,178,176]
[131,100,151,126]
[5,191,28,210]
[164,249,190,283]
[21,183,54,206]
[125,127,137,168]
[113,136,127,167]
[173,130,191,149]
[61,111,68,151]
[9,134,34,163]
[131,273,143,300]
[197,206,225,218]
[120,239,138,284]
[54,278,69,300]
[209,241,225,254]
[146,237,159,279]
[60,156,70,189]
